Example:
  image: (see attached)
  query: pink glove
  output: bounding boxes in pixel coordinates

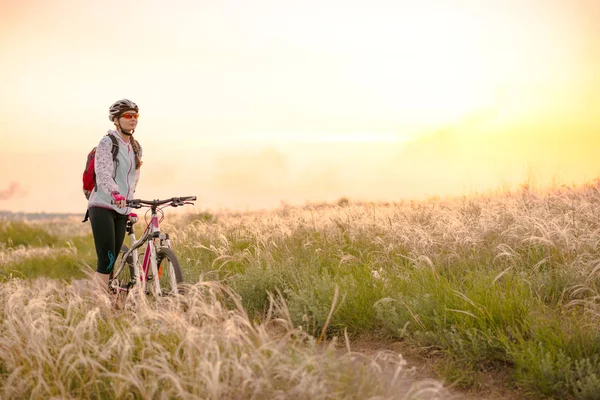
[111,191,126,207]
[111,192,125,201]
[129,213,138,224]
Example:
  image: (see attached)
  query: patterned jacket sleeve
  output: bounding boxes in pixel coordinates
[133,142,143,192]
[95,136,119,194]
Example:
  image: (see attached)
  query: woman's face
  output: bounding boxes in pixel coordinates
[116,111,139,132]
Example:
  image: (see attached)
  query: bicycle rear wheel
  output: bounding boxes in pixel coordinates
[150,247,184,295]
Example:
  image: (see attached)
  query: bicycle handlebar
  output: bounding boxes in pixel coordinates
[126,196,197,209]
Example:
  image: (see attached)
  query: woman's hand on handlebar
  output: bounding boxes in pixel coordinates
[111,192,126,208]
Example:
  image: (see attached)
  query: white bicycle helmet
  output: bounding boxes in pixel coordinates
[108,99,139,122]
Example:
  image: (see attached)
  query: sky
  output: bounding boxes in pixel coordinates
[1,0,599,213]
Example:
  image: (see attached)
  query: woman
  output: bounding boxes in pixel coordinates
[88,99,143,289]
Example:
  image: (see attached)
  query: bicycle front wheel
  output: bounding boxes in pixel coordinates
[151,247,184,295]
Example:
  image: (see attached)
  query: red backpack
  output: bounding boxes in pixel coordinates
[82,134,119,199]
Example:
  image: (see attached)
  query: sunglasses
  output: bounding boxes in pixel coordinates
[121,113,139,120]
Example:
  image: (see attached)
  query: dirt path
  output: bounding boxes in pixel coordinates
[345,335,526,400]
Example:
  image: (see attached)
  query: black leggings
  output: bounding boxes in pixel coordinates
[89,207,128,275]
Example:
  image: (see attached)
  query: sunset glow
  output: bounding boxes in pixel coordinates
[1,0,599,213]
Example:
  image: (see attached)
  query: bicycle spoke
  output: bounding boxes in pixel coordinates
[109,245,136,294]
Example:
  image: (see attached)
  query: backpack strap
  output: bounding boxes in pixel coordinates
[108,134,119,172]
[82,209,89,223]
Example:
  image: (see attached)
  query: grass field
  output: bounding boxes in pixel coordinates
[2,180,600,399]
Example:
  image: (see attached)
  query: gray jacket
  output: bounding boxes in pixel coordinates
[87,130,142,214]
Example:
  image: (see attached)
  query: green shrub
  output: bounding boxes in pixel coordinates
[0,221,59,247]
[0,252,90,281]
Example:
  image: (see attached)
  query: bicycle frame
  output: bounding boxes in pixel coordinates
[110,196,195,296]
[128,213,163,295]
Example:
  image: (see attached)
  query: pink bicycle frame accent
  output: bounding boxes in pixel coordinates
[139,215,161,282]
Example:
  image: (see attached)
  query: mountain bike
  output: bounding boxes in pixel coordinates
[109,196,196,297]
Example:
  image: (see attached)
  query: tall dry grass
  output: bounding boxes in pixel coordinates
[167,180,600,398]
[0,277,449,399]
[4,180,600,398]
